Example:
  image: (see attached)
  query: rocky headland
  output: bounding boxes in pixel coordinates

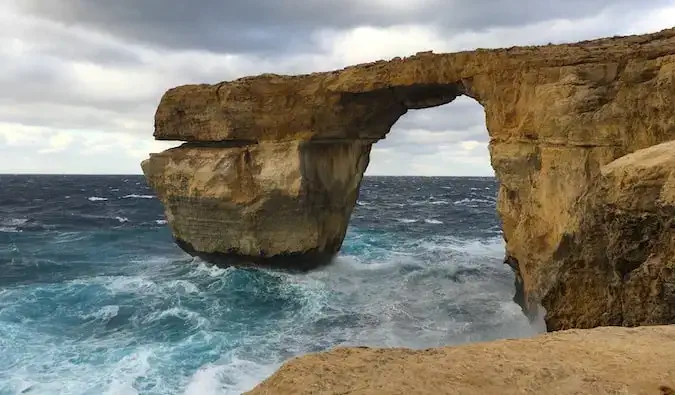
[142,27,675,394]
[143,27,675,331]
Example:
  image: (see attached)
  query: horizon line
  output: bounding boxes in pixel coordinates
[0,173,496,178]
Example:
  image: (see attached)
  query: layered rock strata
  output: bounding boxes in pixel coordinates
[245,325,675,395]
[142,27,675,330]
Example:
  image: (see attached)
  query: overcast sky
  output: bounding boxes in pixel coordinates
[1,1,673,176]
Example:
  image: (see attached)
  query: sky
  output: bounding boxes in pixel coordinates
[1,1,673,176]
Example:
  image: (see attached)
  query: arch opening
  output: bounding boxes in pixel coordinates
[366,95,492,177]
[341,94,537,336]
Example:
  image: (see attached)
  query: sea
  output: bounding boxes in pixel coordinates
[0,175,544,395]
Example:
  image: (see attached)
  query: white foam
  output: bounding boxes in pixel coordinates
[83,305,120,321]
[142,307,209,329]
[184,358,279,395]
[105,276,158,294]
[417,236,504,258]
[424,219,443,224]
[102,349,152,395]
[0,226,22,233]
[397,218,418,223]
[454,197,495,206]
[156,219,168,225]
[165,279,200,294]
[122,194,155,199]
[3,218,28,226]
[115,217,129,223]
[190,261,236,278]
[0,218,28,233]
[88,196,108,201]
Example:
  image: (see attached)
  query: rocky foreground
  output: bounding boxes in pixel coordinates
[246,325,675,395]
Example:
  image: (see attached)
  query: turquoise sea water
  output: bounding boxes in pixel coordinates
[0,175,542,394]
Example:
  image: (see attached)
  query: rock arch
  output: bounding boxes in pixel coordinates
[142,28,675,330]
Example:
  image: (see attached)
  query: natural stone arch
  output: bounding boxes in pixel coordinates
[142,28,675,331]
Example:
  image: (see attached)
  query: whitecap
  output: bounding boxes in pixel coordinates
[356,200,369,206]
[0,218,28,233]
[83,305,120,321]
[453,197,494,206]
[429,200,449,205]
[424,219,443,224]
[397,218,418,223]
[421,236,504,258]
[105,276,158,294]
[165,279,200,294]
[2,218,28,226]
[155,219,168,225]
[122,194,155,199]
[190,261,236,278]
[115,217,129,223]
[88,196,108,201]
[0,226,22,233]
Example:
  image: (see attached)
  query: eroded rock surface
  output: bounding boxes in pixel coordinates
[142,28,675,329]
[245,325,675,395]
[542,140,675,329]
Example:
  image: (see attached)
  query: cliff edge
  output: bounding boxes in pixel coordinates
[245,325,675,395]
[142,27,675,330]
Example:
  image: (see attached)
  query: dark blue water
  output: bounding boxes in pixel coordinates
[0,175,541,394]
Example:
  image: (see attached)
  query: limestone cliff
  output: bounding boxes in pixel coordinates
[245,325,675,395]
[142,27,675,330]
[542,140,675,329]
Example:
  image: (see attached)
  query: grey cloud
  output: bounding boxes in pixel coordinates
[396,97,486,133]
[0,101,154,136]
[17,0,666,53]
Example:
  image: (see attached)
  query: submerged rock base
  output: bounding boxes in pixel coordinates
[174,238,335,272]
[246,325,675,395]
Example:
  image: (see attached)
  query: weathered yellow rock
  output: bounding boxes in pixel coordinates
[142,27,675,329]
[245,325,675,395]
[142,141,371,267]
[542,140,675,329]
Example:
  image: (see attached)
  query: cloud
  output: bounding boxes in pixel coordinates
[0,122,177,174]
[1,0,674,175]
[16,0,672,53]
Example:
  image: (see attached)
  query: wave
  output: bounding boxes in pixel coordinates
[81,305,120,321]
[424,219,443,224]
[453,197,495,206]
[184,358,279,395]
[87,196,108,201]
[0,218,28,233]
[0,175,524,394]
[122,194,155,199]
